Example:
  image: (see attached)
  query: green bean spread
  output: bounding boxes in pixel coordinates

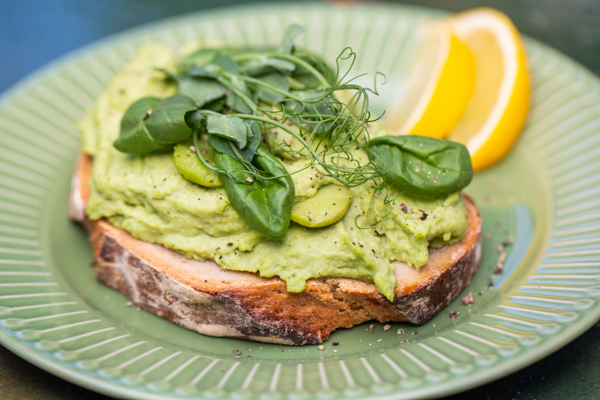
[80,32,471,301]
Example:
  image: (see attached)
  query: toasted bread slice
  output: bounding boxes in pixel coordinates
[70,153,482,345]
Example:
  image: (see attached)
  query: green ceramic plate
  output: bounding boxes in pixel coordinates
[1,3,599,399]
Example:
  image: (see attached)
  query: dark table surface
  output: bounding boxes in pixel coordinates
[2,1,600,399]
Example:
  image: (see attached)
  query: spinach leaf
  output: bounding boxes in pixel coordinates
[367,135,473,200]
[225,75,254,114]
[290,51,335,88]
[179,48,221,67]
[156,68,178,83]
[212,54,242,75]
[144,95,197,145]
[239,120,261,161]
[206,115,249,148]
[207,135,238,160]
[278,24,304,54]
[226,92,252,114]
[114,97,167,153]
[201,96,228,112]
[207,120,261,162]
[115,95,197,153]
[184,109,207,132]
[215,146,294,240]
[178,76,226,107]
[256,72,290,103]
[185,65,219,79]
[241,57,295,76]
[184,62,254,113]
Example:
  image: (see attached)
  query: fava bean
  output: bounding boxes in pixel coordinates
[291,185,353,228]
[173,142,222,187]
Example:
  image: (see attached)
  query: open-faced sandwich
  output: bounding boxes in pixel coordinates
[69,26,481,345]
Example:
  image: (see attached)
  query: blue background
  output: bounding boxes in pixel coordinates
[3,0,600,95]
[1,1,599,399]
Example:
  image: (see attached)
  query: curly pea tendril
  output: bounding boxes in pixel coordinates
[113,25,473,239]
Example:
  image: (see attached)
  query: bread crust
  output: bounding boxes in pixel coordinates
[70,153,482,345]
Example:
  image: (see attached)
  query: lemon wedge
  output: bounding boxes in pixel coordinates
[447,8,530,172]
[387,23,475,139]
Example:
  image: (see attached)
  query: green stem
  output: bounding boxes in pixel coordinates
[192,131,220,173]
[236,75,304,102]
[213,76,257,112]
[235,114,351,185]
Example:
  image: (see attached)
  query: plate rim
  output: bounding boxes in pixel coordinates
[1,2,599,399]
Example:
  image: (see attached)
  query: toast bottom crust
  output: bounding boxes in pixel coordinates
[70,153,482,345]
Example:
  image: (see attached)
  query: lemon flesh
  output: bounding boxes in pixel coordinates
[387,24,475,140]
[447,8,530,172]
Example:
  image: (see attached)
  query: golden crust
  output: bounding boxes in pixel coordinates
[70,153,482,344]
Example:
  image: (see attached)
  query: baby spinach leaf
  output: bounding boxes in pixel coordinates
[212,54,242,76]
[226,93,252,114]
[206,115,249,149]
[185,65,219,79]
[145,95,197,145]
[208,120,261,163]
[115,96,197,153]
[240,120,261,161]
[201,96,228,112]
[184,109,207,132]
[178,77,226,107]
[367,135,473,200]
[179,48,221,67]
[225,75,254,114]
[256,72,290,103]
[118,97,159,137]
[278,24,304,54]
[215,146,294,240]
[207,134,238,161]
[155,68,178,83]
[241,57,296,76]
[114,97,167,153]
[290,51,335,88]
